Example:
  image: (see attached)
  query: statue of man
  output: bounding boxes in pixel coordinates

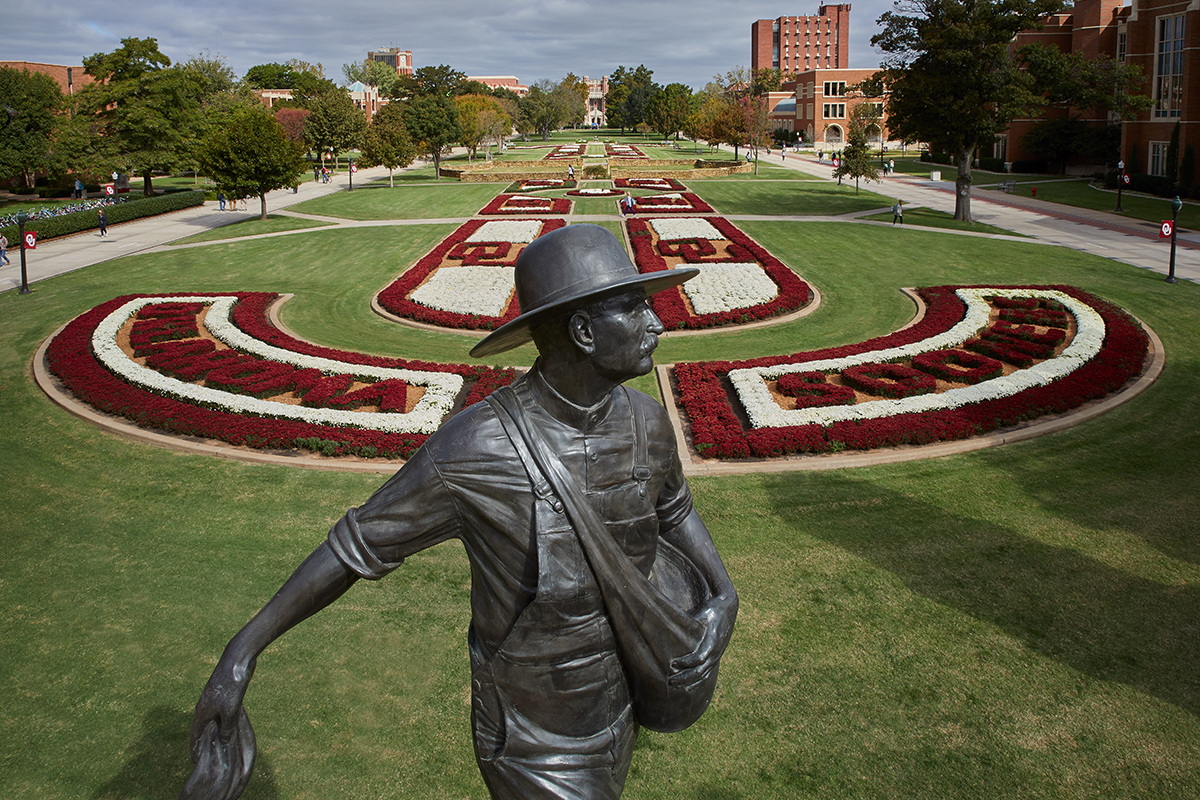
[182,224,738,800]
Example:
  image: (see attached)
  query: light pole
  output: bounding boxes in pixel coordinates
[16,209,31,295]
[1115,160,1125,212]
[348,157,354,191]
[1166,195,1182,284]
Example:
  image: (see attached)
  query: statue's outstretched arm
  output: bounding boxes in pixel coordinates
[180,542,358,800]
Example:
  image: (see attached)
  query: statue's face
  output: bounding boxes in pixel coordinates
[584,290,665,384]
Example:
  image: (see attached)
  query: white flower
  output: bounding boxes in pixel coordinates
[649,217,723,241]
[410,266,515,316]
[683,263,780,314]
[466,220,543,243]
[92,296,463,435]
[729,288,1105,429]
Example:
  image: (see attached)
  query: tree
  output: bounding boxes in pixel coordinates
[833,109,881,193]
[302,89,367,164]
[872,0,1065,222]
[606,65,656,133]
[78,37,203,196]
[274,107,311,147]
[456,94,509,161]
[198,105,306,219]
[359,103,415,187]
[403,94,461,178]
[648,83,693,140]
[518,80,580,141]
[342,59,400,97]
[0,66,66,188]
[392,65,467,100]
[751,68,784,96]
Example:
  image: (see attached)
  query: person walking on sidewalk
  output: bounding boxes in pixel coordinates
[892,200,904,226]
[97,209,108,237]
[0,233,10,265]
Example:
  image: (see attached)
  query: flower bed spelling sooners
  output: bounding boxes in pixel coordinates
[479,194,572,215]
[673,285,1149,459]
[45,292,516,459]
[377,218,566,330]
[627,216,810,330]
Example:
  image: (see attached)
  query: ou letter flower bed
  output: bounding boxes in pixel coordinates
[672,285,1151,459]
[377,218,566,330]
[44,293,516,460]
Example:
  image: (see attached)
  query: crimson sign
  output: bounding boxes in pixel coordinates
[23,231,37,249]
[1160,220,1174,238]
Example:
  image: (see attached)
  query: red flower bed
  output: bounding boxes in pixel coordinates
[776,371,857,408]
[910,350,1004,384]
[566,189,624,197]
[632,193,714,214]
[841,362,937,399]
[626,216,810,330]
[606,144,646,158]
[672,285,1150,459]
[615,178,686,191]
[479,194,572,215]
[45,293,517,459]
[376,218,566,330]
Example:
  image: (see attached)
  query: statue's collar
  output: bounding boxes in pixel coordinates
[527,362,615,431]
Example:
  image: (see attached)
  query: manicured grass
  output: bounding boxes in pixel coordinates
[287,182,504,220]
[168,214,336,245]
[2,170,1198,799]
[688,179,894,216]
[858,206,1025,237]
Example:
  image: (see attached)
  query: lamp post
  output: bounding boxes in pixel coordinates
[1115,160,1125,212]
[1166,195,1182,284]
[16,209,31,295]
[348,157,353,191]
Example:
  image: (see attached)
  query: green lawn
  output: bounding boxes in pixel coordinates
[168,214,335,245]
[288,181,503,220]
[859,205,1025,237]
[2,168,1198,799]
[981,178,1200,231]
[688,179,895,216]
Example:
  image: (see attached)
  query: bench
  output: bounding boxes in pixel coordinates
[999,179,1017,193]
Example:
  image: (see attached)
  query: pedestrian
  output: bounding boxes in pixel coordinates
[97,209,108,237]
[217,193,226,211]
[239,197,248,212]
[313,166,320,183]
[889,159,895,176]
[74,179,84,199]
[568,164,575,182]
[0,233,10,265]
[892,200,904,226]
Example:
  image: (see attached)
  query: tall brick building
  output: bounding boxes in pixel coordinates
[1004,0,1198,179]
[751,5,852,75]
[367,48,414,77]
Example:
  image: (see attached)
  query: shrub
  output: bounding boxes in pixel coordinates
[979,156,1006,173]
[582,164,609,179]
[1010,160,1050,174]
[1129,173,1175,198]
[0,190,205,243]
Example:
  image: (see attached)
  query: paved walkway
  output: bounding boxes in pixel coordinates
[773,151,1200,282]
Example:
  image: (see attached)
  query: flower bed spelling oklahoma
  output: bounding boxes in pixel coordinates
[46,292,515,459]
[672,285,1149,459]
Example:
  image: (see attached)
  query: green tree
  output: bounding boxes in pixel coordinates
[648,83,694,140]
[78,37,203,196]
[198,105,306,219]
[342,59,400,97]
[606,65,656,133]
[392,65,467,100]
[359,103,415,187]
[518,81,579,141]
[302,89,367,164]
[403,94,461,178]
[833,109,881,193]
[872,0,1064,222]
[456,93,509,161]
[751,68,783,96]
[0,66,66,188]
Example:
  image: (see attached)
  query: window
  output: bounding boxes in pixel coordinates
[1117,31,1126,62]
[1154,15,1185,117]
[823,81,846,97]
[1150,141,1170,176]
[823,103,845,118]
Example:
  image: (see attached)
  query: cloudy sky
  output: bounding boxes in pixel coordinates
[10,0,898,89]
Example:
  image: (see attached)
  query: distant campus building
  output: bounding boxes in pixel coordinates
[0,61,94,96]
[466,76,529,96]
[751,5,852,74]
[368,48,414,77]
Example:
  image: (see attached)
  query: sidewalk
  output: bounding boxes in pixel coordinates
[778,151,1200,282]
[0,163,398,292]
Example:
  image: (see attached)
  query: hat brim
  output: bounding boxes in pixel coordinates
[469,267,699,358]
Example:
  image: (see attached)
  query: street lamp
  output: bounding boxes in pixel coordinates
[348,156,354,192]
[1114,160,1126,212]
[1166,195,1183,284]
[16,209,31,295]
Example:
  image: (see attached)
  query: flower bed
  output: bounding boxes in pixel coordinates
[45,293,516,459]
[377,218,566,329]
[606,144,646,158]
[672,285,1150,459]
[479,194,572,215]
[566,188,624,197]
[505,179,573,192]
[543,145,585,160]
[626,216,810,330]
[615,178,686,191]
[631,193,714,214]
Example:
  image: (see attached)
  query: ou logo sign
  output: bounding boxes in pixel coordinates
[23,231,38,249]
[1160,220,1174,238]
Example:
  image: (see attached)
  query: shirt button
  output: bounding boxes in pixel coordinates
[589,452,599,462]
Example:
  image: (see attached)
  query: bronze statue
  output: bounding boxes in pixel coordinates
[181,224,738,800]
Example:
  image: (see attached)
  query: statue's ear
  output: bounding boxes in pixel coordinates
[568,310,595,355]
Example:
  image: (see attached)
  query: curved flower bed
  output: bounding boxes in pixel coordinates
[377,218,566,330]
[627,216,810,330]
[673,285,1149,459]
[480,194,572,215]
[46,293,516,459]
[615,178,686,191]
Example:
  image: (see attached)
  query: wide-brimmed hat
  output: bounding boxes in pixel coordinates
[469,224,697,358]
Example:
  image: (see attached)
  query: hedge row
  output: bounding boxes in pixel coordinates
[1,190,206,243]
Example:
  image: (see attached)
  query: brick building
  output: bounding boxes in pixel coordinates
[770,69,888,147]
[585,76,608,127]
[0,61,95,98]
[368,48,414,77]
[751,5,852,76]
[1004,0,1198,179]
[467,76,529,96]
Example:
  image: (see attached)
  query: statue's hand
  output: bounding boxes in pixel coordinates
[179,657,257,800]
[668,592,738,689]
